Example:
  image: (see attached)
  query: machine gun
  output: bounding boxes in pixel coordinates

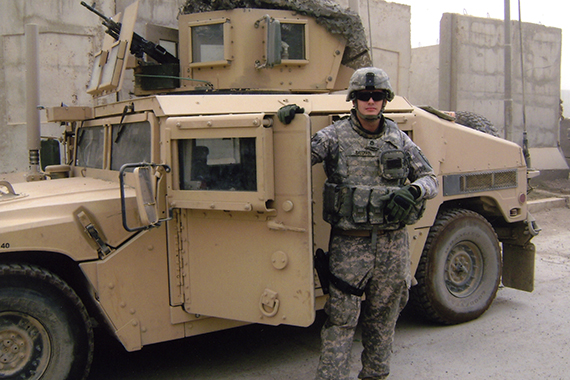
[81,1,179,65]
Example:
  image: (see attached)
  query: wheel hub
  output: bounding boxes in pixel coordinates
[0,312,50,379]
[444,241,483,297]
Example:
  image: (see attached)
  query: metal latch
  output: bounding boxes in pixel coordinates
[259,288,280,318]
[78,211,112,257]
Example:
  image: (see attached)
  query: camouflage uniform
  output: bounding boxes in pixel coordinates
[312,110,438,380]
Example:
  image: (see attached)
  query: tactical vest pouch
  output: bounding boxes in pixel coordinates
[369,188,389,224]
[352,187,371,224]
[380,150,409,180]
[323,182,338,215]
[337,185,353,217]
[323,183,353,223]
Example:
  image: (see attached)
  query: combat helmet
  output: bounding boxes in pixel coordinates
[346,67,395,102]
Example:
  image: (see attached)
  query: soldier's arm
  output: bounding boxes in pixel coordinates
[310,126,336,166]
[405,139,438,200]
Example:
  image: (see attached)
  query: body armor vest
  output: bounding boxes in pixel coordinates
[322,118,425,230]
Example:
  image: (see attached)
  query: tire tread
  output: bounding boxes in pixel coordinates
[409,209,500,324]
[0,263,94,380]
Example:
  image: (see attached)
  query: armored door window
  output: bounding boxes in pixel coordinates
[75,126,104,168]
[192,23,224,62]
[178,137,257,191]
[281,22,305,60]
[111,121,152,171]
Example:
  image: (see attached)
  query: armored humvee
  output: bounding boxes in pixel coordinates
[0,1,538,379]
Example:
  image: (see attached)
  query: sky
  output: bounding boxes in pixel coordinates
[391,0,569,90]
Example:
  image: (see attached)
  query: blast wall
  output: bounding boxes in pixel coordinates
[438,13,562,149]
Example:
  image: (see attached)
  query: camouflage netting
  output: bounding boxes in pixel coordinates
[180,0,371,69]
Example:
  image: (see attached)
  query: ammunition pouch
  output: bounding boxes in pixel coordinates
[323,183,426,229]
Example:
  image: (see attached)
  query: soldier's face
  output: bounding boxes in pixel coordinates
[354,91,385,116]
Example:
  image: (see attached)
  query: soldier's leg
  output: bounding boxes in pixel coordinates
[358,229,410,379]
[316,284,361,380]
[316,234,374,380]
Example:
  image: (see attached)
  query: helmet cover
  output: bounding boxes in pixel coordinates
[346,67,395,102]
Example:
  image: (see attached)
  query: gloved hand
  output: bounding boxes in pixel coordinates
[277,104,305,124]
[385,185,421,223]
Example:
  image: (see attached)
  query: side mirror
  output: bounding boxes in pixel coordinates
[119,163,171,232]
[134,166,158,225]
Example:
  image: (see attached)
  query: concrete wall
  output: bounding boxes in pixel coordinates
[0,0,115,173]
[438,13,562,150]
[408,45,439,106]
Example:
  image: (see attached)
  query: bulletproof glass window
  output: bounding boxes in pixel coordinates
[191,23,224,63]
[75,126,104,168]
[280,22,305,60]
[111,121,152,171]
[178,137,257,191]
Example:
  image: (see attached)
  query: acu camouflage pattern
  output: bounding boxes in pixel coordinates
[312,111,438,379]
[316,229,410,380]
[312,111,438,231]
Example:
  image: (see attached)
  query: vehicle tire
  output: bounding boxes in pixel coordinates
[409,209,502,324]
[455,111,500,137]
[0,263,94,380]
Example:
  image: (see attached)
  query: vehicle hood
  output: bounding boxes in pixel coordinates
[0,177,137,261]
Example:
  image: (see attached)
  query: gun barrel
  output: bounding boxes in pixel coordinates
[81,1,179,65]
[80,1,112,22]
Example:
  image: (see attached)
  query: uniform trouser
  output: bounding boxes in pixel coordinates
[315,228,410,380]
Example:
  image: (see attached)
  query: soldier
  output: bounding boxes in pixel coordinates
[279,67,438,379]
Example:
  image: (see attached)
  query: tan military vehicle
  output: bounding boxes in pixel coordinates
[0,2,538,379]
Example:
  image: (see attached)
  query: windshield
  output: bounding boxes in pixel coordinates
[75,121,151,170]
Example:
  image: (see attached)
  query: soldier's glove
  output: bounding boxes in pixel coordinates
[385,185,421,223]
[277,104,305,124]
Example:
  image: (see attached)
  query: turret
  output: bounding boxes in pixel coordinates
[84,2,360,97]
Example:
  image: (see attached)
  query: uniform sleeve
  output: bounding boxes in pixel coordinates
[311,125,336,166]
[403,134,439,200]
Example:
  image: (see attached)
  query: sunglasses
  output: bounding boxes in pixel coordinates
[355,91,387,102]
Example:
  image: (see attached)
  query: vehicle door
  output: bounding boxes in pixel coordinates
[165,112,315,327]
